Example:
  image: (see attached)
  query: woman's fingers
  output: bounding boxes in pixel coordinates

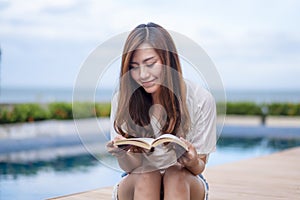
[178,153,189,165]
[106,139,127,157]
[177,138,199,167]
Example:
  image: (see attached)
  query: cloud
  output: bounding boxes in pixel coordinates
[1,0,300,41]
[0,0,116,40]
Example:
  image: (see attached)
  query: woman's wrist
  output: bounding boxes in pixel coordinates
[185,158,205,175]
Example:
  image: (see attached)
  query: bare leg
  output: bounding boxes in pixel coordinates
[163,165,205,200]
[118,170,162,200]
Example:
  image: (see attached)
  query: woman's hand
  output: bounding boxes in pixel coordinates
[177,138,198,168]
[177,137,206,175]
[106,135,142,173]
[106,135,128,158]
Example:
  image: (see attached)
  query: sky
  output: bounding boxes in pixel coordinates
[0,0,300,91]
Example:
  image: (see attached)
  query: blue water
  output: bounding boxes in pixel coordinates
[1,136,299,200]
[1,87,300,103]
[0,155,114,200]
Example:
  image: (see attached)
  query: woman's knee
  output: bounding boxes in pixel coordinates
[163,165,191,199]
[133,170,162,188]
[133,171,162,199]
[164,165,189,184]
[118,171,162,199]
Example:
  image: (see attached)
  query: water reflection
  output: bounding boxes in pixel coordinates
[0,152,120,200]
[0,154,97,178]
[0,136,299,200]
[1,137,299,178]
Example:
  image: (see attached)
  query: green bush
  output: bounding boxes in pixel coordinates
[0,106,15,123]
[1,101,299,124]
[226,102,262,115]
[0,104,50,123]
[48,102,73,120]
[225,102,300,116]
[48,102,111,119]
[95,102,111,117]
[15,104,50,122]
[267,103,300,116]
[72,102,96,119]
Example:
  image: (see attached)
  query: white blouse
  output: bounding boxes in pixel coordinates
[110,80,217,171]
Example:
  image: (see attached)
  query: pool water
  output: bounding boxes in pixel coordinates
[1,137,299,200]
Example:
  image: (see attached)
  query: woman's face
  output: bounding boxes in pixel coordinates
[130,43,163,95]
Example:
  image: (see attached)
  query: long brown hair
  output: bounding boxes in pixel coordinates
[114,22,190,138]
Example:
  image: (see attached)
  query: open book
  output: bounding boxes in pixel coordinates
[114,134,188,151]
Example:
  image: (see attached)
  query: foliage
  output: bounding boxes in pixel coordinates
[226,102,262,115]
[0,102,111,124]
[267,103,300,116]
[48,102,73,120]
[0,104,50,123]
[95,103,111,117]
[1,101,300,124]
[225,102,300,116]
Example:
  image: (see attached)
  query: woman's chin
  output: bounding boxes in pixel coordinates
[142,85,160,94]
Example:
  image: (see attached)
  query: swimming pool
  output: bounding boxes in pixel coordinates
[1,136,299,200]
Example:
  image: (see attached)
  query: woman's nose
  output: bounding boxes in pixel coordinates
[139,66,149,79]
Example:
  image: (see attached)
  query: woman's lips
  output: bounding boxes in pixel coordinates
[141,79,156,88]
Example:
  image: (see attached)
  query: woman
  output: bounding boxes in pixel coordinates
[107,22,216,200]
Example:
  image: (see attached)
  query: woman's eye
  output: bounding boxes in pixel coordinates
[130,66,139,71]
[147,62,155,67]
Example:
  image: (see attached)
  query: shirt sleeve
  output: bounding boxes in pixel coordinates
[186,83,217,155]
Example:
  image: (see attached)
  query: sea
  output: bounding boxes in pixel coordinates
[0,87,300,104]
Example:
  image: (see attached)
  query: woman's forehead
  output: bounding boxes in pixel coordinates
[131,46,159,63]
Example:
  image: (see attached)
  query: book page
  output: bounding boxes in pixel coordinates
[152,134,188,151]
[114,137,155,150]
